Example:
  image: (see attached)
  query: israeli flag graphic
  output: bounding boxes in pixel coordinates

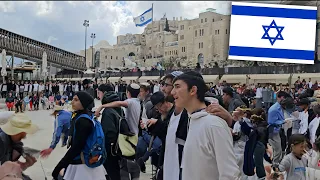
[228,2,317,64]
[133,7,153,27]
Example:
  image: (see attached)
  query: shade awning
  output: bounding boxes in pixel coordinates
[121,76,138,82]
[107,77,121,83]
[202,75,219,83]
[220,74,248,84]
[138,76,160,82]
[249,74,290,84]
[69,78,82,81]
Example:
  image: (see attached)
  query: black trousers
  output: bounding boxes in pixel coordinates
[104,150,121,180]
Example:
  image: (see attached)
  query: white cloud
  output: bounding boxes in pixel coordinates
[46,36,58,44]
[36,1,54,16]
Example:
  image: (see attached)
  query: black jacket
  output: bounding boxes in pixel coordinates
[148,106,189,168]
[101,91,122,144]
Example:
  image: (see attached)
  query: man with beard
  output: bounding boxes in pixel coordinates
[82,79,95,98]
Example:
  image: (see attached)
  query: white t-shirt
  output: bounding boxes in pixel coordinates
[115,85,118,93]
[33,83,39,92]
[309,117,320,144]
[309,81,313,89]
[153,85,160,92]
[24,84,28,92]
[182,111,240,180]
[39,84,45,92]
[28,84,33,92]
[123,98,141,135]
[298,111,309,135]
[59,84,64,92]
[256,87,263,98]
[164,112,182,180]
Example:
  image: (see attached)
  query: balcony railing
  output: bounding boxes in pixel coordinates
[55,64,320,79]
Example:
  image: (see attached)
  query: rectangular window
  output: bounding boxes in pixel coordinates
[180,35,184,40]
[200,30,202,36]
[111,56,112,59]
[195,30,197,37]
[205,18,207,22]
[116,56,118,60]
[201,42,203,48]
[165,52,167,56]
[226,29,228,34]
[202,29,204,36]
[218,29,219,34]
[201,19,203,23]
[213,19,214,22]
[180,25,184,30]
[105,55,107,59]
[199,43,201,49]
[149,47,151,50]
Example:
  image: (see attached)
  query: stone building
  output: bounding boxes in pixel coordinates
[88,8,232,70]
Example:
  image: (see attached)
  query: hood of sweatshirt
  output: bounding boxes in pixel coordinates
[101,91,120,104]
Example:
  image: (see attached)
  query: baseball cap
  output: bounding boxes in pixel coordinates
[150,91,166,109]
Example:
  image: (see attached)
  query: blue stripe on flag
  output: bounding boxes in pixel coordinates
[136,18,152,27]
[232,5,317,20]
[229,46,314,60]
[141,7,152,16]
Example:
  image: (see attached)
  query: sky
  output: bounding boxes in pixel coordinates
[0,1,232,54]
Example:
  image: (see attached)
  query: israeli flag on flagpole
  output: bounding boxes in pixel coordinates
[228,2,317,64]
[133,7,153,27]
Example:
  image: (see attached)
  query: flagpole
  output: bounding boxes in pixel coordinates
[151,3,154,61]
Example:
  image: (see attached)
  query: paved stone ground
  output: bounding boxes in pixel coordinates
[7,99,154,180]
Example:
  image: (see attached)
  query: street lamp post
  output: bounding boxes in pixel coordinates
[90,33,96,68]
[83,20,89,68]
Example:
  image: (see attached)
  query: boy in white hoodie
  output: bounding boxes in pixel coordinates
[171,71,240,180]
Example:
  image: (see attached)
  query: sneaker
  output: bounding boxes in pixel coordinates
[137,158,146,173]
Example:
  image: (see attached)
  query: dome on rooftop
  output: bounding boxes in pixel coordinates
[201,8,216,13]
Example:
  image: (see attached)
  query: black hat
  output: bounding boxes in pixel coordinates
[296,98,310,106]
[83,79,90,85]
[223,86,234,97]
[150,91,165,108]
[98,84,114,93]
[75,91,94,111]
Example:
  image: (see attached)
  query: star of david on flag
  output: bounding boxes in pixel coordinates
[261,20,284,46]
[133,7,153,27]
[228,2,317,65]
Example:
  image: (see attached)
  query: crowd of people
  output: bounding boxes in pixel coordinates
[0,72,320,180]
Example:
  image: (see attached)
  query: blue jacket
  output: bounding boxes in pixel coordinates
[50,110,72,149]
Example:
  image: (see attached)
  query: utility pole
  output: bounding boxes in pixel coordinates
[83,20,89,68]
[90,33,96,68]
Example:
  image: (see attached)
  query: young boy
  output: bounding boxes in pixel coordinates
[171,71,240,180]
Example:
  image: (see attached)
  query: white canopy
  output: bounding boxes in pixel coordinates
[84,69,95,74]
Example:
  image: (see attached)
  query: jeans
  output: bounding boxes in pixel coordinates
[120,158,140,180]
[136,131,162,162]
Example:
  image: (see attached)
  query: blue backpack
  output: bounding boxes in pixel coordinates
[73,114,107,168]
